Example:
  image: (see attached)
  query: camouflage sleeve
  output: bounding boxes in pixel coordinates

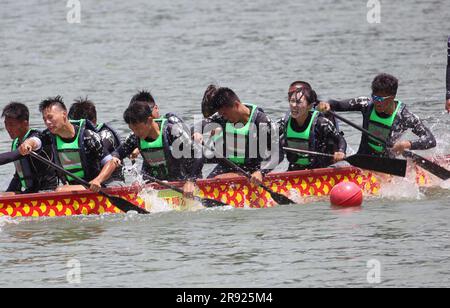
[255,111,282,174]
[316,116,347,153]
[328,96,371,112]
[167,117,204,180]
[112,133,139,160]
[83,129,105,161]
[397,108,436,150]
[99,129,116,153]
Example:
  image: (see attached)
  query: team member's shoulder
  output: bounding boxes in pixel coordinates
[165,113,184,124]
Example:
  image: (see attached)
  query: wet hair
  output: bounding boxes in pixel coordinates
[1,102,30,121]
[129,90,156,108]
[123,101,153,124]
[288,81,318,105]
[210,87,240,110]
[39,96,67,113]
[69,97,97,123]
[371,73,398,96]
[201,84,219,117]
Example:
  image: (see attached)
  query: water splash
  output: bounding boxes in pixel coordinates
[286,188,323,205]
[378,175,424,200]
[440,179,450,190]
[138,187,206,213]
[0,216,19,232]
[139,188,174,213]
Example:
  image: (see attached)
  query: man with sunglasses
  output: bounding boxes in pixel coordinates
[318,73,436,157]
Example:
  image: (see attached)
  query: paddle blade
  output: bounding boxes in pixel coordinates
[271,192,296,205]
[104,193,150,214]
[199,198,229,208]
[346,155,407,177]
[403,151,450,180]
[259,184,295,205]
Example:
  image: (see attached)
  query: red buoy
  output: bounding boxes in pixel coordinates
[330,181,363,207]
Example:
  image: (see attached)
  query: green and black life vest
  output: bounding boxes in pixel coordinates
[55,119,88,183]
[222,104,258,165]
[285,111,319,167]
[139,118,170,178]
[11,129,36,191]
[367,101,402,153]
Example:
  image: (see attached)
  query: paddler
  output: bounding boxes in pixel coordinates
[89,94,202,197]
[69,97,123,156]
[279,81,347,170]
[193,85,278,184]
[127,90,184,161]
[19,96,109,191]
[1,102,57,194]
[318,73,436,157]
[69,97,125,182]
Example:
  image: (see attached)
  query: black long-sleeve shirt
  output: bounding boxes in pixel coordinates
[0,150,21,166]
[327,97,436,156]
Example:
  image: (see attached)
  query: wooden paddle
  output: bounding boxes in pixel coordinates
[330,111,450,180]
[197,137,295,205]
[143,175,229,208]
[283,147,407,177]
[29,151,149,214]
[216,157,296,205]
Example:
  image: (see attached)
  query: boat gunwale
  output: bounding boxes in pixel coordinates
[0,166,365,202]
[2,152,449,203]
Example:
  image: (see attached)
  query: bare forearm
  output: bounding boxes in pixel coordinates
[94,159,119,184]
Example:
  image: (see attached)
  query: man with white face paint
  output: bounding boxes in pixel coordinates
[279,81,347,171]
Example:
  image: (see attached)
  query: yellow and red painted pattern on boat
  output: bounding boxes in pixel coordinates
[0,167,381,218]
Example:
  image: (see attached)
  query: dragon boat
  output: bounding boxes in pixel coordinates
[1,155,448,218]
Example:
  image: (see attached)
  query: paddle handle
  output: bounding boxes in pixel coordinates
[330,111,387,146]
[30,151,90,187]
[218,158,252,178]
[217,158,274,191]
[283,147,334,158]
[331,111,416,157]
[30,151,109,198]
[145,175,184,194]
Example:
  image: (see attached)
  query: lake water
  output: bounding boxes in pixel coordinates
[0,0,449,288]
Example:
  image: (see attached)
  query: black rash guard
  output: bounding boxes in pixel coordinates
[0,150,21,166]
